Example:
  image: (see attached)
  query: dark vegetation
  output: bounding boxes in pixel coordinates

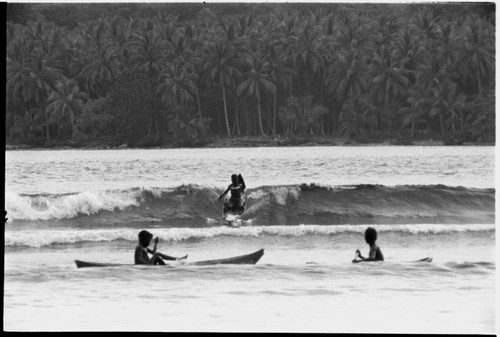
[6,2,495,148]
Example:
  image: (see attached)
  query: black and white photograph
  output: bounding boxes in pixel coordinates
[4,0,496,333]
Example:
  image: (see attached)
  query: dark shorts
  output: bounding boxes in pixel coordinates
[224,199,246,214]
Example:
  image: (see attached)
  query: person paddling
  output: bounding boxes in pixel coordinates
[352,227,384,263]
[134,230,187,265]
[218,174,246,214]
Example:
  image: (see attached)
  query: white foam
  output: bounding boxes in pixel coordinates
[5,224,494,248]
[247,185,301,205]
[5,190,143,221]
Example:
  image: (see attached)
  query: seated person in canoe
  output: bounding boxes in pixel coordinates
[135,230,187,265]
[352,227,384,263]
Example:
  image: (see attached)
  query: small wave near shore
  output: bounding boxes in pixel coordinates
[4,224,495,248]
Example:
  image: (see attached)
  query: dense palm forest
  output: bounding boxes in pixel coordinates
[6,3,495,147]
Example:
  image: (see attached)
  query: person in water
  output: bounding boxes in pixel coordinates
[134,230,187,265]
[218,173,246,213]
[352,227,384,263]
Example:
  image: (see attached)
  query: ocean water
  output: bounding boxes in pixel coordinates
[4,146,496,333]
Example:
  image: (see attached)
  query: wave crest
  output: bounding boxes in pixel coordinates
[5,184,495,225]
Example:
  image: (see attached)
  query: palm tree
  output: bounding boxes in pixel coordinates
[464,91,495,143]
[27,20,54,59]
[326,50,371,107]
[157,58,197,117]
[338,95,377,141]
[326,49,372,134]
[237,55,276,137]
[370,45,410,133]
[437,20,459,67]
[265,43,295,137]
[77,20,121,98]
[8,43,62,142]
[331,11,376,57]
[127,22,166,78]
[8,49,61,107]
[109,14,131,66]
[394,28,428,85]
[428,79,466,136]
[409,7,441,49]
[45,79,89,138]
[278,96,298,136]
[399,85,430,137]
[203,39,241,136]
[373,11,403,48]
[10,108,45,143]
[291,23,325,94]
[271,10,300,97]
[168,29,204,117]
[457,17,495,96]
[219,17,251,58]
[295,95,329,136]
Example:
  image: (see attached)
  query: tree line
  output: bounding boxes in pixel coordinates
[6,3,495,147]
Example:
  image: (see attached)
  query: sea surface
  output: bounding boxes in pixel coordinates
[4,146,496,333]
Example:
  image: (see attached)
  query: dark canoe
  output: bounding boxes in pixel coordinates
[75,249,264,268]
[74,260,124,268]
[190,249,264,266]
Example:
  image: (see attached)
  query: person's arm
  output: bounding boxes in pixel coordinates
[352,247,383,263]
[352,249,378,263]
[218,185,231,200]
[152,237,158,255]
[352,249,364,263]
[238,174,246,192]
[145,237,159,256]
[148,237,187,261]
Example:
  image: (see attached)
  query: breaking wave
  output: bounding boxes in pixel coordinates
[5,183,495,226]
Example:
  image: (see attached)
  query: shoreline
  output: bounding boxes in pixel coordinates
[5,136,494,150]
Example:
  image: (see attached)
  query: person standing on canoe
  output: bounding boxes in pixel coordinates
[352,227,384,263]
[135,230,187,265]
[218,174,246,214]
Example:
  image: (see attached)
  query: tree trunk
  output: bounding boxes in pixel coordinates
[320,81,325,135]
[234,96,241,136]
[385,95,391,133]
[476,67,482,96]
[273,91,277,137]
[155,119,160,142]
[439,113,445,136]
[44,109,51,144]
[196,90,202,117]
[222,84,231,137]
[245,102,250,136]
[256,89,266,136]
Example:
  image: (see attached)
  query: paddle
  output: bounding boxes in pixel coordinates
[152,237,188,262]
